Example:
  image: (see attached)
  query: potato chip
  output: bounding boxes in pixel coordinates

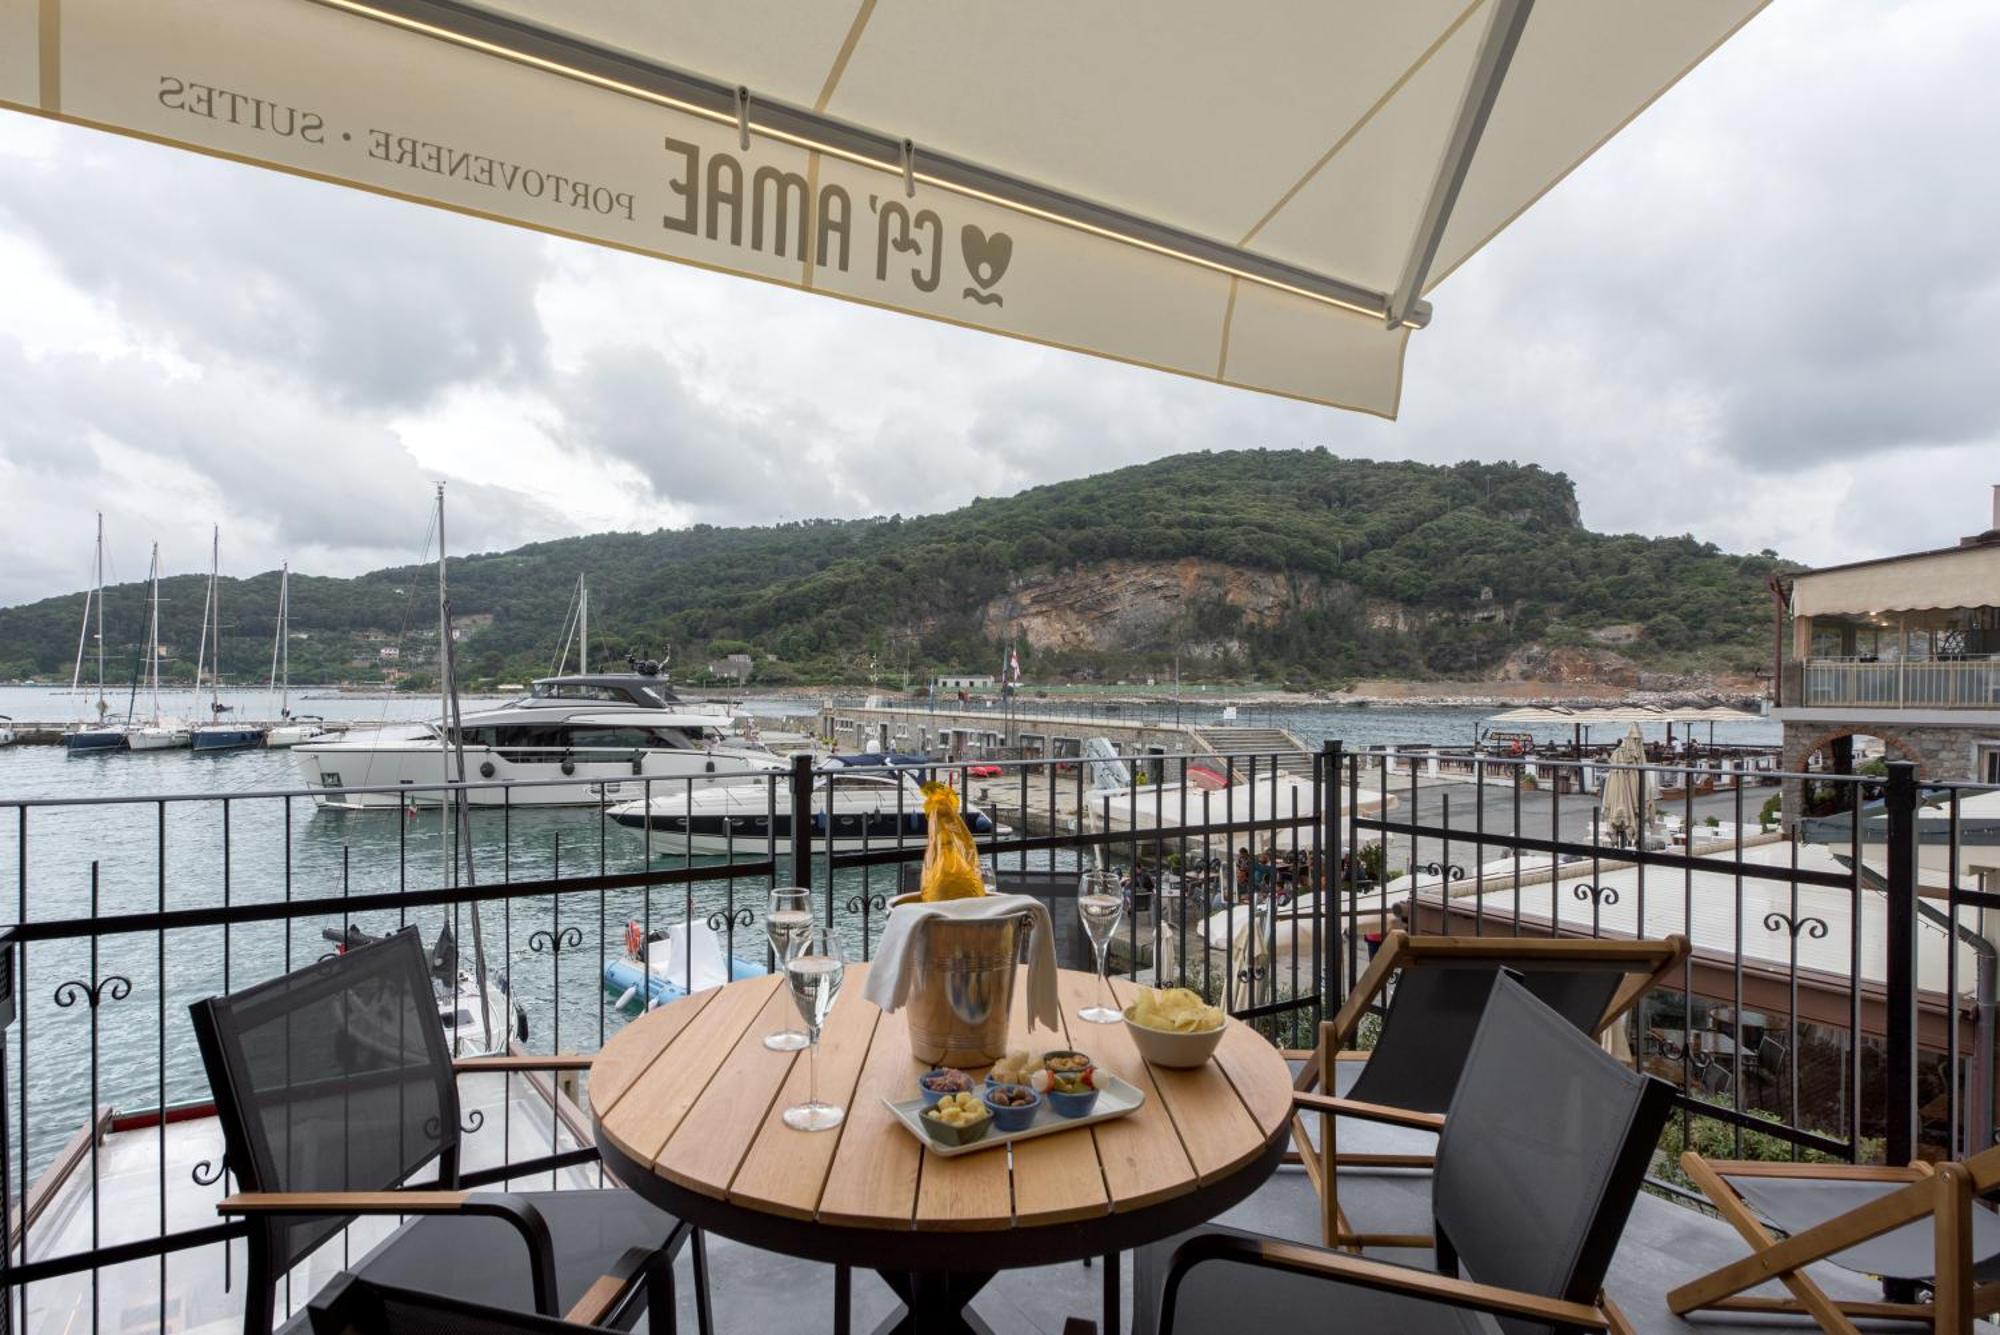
[1125,986,1223,1033]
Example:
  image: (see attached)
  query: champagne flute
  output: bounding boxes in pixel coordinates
[762,888,814,1051]
[782,925,848,1132]
[1077,870,1125,1023]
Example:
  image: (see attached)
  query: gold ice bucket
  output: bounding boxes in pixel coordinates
[895,895,1033,1067]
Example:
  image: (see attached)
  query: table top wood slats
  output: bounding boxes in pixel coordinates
[815,1003,927,1229]
[1051,970,1197,1212]
[655,981,827,1197]
[727,964,883,1221]
[1107,977,1263,1183]
[586,984,715,1122]
[592,965,1288,1238]
[594,972,782,1167]
[1001,967,1113,1226]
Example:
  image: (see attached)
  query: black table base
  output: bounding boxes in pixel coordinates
[869,1269,998,1334]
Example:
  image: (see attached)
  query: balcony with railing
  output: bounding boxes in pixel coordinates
[0,750,1995,1332]
[1783,655,2000,710]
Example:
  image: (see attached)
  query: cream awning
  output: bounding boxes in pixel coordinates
[1791,543,2000,618]
[1487,705,1762,726]
[0,0,1767,416]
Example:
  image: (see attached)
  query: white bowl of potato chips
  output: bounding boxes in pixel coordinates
[1122,987,1226,1068]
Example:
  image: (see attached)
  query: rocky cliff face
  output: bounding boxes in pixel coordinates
[980,558,1302,653]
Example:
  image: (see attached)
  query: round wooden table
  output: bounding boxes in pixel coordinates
[590,964,1293,1334]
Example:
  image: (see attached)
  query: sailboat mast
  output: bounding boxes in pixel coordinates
[580,576,589,674]
[193,528,212,711]
[209,526,222,715]
[436,483,494,1049]
[269,563,291,717]
[69,521,94,696]
[93,513,107,717]
[145,544,162,720]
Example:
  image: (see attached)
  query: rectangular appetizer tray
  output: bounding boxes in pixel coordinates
[883,1076,1146,1157]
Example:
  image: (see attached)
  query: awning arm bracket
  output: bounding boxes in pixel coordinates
[736,85,751,151]
[1385,0,1534,329]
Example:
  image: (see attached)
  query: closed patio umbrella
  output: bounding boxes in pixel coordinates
[1600,723,1651,847]
[1,0,1770,420]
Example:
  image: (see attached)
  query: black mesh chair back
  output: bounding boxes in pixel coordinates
[308,1274,592,1334]
[190,927,459,1282]
[1431,973,1675,1335]
[1347,963,1622,1113]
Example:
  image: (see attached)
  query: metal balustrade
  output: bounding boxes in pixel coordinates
[0,748,1991,1330]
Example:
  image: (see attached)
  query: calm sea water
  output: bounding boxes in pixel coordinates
[0,686,1778,1174]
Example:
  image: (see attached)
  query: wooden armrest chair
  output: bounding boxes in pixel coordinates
[1141,972,1677,1335]
[1292,930,1689,1250]
[307,1254,669,1333]
[191,927,712,1334]
[1667,1146,2000,1330]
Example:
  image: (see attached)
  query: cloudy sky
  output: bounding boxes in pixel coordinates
[0,0,1995,608]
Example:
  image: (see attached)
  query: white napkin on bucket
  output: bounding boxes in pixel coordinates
[861,893,1060,1034]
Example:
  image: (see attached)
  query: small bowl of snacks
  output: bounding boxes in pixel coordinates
[918,1067,976,1108]
[1034,1062,1104,1118]
[981,1082,1042,1133]
[988,1049,1044,1088]
[1122,987,1227,1069]
[922,1091,991,1146]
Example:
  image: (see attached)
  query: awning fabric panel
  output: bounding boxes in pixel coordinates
[1792,545,2000,619]
[0,0,1770,416]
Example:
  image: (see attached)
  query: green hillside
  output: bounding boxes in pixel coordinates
[0,450,1789,689]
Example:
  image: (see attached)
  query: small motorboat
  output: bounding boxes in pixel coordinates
[603,919,765,1011]
[128,721,191,751]
[266,715,327,748]
[607,767,1004,856]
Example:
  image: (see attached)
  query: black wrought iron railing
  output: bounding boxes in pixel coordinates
[0,745,1992,1331]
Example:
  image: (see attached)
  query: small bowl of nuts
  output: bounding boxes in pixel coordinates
[921,1091,991,1147]
[918,1067,975,1108]
[981,1082,1042,1133]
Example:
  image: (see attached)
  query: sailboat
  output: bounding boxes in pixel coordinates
[127,543,191,750]
[264,563,325,748]
[65,513,130,753]
[189,527,267,753]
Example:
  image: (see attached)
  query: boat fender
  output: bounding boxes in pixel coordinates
[514,1005,529,1043]
[614,985,638,1011]
[905,812,923,833]
[560,757,576,776]
[624,920,645,957]
[812,811,827,833]
[631,752,644,776]
[705,759,716,773]
[479,761,496,779]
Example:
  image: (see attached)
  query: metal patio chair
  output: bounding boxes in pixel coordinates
[1668,1143,2000,1330]
[1139,972,1677,1335]
[1290,930,1689,1250]
[190,927,713,1334]
[307,1261,666,1333]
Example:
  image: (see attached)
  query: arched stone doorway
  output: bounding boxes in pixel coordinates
[1778,727,1926,828]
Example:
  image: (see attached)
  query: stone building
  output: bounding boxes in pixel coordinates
[1773,487,2000,823]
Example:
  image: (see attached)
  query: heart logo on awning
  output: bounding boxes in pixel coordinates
[961,225,1012,306]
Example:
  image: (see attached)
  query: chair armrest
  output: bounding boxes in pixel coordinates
[1159,1233,1609,1332]
[454,1054,594,1074]
[220,1190,562,1316]
[565,1246,661,1326]
[1292,1091,1445,1132]
[1695,1158,1927,1183]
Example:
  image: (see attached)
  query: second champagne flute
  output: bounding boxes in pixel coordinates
[762,887,813,1051]
[1077,870,1125,1023]
[782,925,848,1132]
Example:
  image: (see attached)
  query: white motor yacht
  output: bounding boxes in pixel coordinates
[607,763,1005,856]
[295,671,785,807]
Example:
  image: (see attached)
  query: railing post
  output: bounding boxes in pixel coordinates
[1884,760,1920,1165]
[790,751,815,897]
[1322,739,1343,1016]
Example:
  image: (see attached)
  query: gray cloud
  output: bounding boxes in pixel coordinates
[0,125,552,411]
[1,0,1997,604]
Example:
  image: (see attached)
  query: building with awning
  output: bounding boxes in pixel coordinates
[1772,488,2000,819]
[1,0,1769,419]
